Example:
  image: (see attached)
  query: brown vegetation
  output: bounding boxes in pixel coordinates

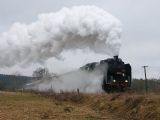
[0,91,159,120]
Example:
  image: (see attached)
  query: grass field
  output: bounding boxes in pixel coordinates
[0,91,159,120]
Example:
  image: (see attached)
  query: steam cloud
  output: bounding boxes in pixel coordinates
[1,6,122,93]
[0,5,122,67]
[26,63,108,93]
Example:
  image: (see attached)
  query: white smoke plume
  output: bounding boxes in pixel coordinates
[26,63,108,93]
[0,5,122,67]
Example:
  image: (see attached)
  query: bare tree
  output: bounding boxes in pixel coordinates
[32,67,51,80]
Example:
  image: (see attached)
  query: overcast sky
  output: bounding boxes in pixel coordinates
[0,0,160,78]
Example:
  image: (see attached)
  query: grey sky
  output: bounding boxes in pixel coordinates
[0,0,160,78]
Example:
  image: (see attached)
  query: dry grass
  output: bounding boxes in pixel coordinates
[89,93,160,120]
[0,91,159,120]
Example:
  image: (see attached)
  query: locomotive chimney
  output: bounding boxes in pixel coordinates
[114,56,118,60]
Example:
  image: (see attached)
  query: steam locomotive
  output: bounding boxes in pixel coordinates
[80,56,132,92]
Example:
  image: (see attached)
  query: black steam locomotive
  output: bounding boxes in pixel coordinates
[81,56,132,92]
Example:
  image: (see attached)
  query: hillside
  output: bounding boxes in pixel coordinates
[0,91,159,120]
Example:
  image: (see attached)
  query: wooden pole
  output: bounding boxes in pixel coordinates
[142,66,148,93]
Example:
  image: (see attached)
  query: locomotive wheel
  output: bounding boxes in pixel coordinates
[102,80,111,93]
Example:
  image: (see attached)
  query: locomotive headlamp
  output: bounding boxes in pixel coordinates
[113,80,116,82]
[125,80,128,82]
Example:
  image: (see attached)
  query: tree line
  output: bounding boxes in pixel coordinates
[0,67,160,93]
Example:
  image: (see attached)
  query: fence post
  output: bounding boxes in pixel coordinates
[77,88,79,95]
